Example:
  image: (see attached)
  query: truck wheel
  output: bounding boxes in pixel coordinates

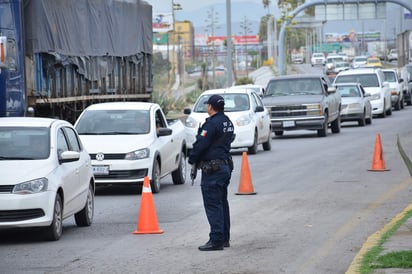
[331,115,341,133]
[262,132,272,151]
[151,160,161,193]
[43,194,63,241]
[172,151,186,185]
[317,114,328,137]
[75,183,94,227]
[247,131,258,155]
[380,103,386,118]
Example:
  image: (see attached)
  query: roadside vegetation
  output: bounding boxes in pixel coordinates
[359,136,412,273]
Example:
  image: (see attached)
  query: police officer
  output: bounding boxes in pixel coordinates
[188,94,234,251]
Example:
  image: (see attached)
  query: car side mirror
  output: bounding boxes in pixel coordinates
[157,127,172,137]
[183,108,191,115]
[255,106,264,112]
[327,86,336,94]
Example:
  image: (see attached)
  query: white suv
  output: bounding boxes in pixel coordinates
[311,52,326,66]
[333,68,392,117]
[382,69,404,110]
[184,87,272,154]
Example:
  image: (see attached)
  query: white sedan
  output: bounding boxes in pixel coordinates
[184,87,272,154]
[0,117,94,241]
[335,83,372,126]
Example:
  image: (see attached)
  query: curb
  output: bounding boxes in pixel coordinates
[346,203,412,274]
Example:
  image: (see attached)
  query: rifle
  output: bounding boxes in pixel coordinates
[190,163,198,186]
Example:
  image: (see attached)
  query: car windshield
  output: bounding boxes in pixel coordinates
[334,74,379,88]
[75,109,151,135]
[0,127,50,160]
[265,79,323,96]
[194,93,250,113]
[337,86,361,97]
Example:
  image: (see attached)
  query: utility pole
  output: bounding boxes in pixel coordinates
[240,16,252,78]
[226,0,233,87]
[171,0,182,91]
[205,7,219,89]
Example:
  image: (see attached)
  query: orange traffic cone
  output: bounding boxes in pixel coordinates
[368,133,390,172]
[236,152,257,195]
[133,176,164,234]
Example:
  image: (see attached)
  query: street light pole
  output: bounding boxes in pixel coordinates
[226,0,233,87]
[171,0,182,91]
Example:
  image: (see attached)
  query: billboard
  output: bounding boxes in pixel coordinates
[153,13,173,32]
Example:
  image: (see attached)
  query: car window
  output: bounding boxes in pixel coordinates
[337,86,360,97]
[63,127,81,152]
[383,71,396,82]
[76,109,150,134]
[335,74,379,87]
[265,78,322,96]
[57,128,70,156]
[194,94,250,112]
[0,127,49,160]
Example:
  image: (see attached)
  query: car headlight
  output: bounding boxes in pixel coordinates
[370,93,381,100]
[185,116,200,128]
[305,104,323,115]
[125,148,150,160]
[13,178,48,194]
[236,115,252,126]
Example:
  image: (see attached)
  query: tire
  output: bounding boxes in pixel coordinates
[366,116,372,125]
[380,103,386,118]
[44,194,63,241]
[401,98,404,109]
[274,131,283,136]
[172,151,186,185]
[75,183,94,227]
[331,115,341,133]
[386,101,392,116]
[247,131,258,155]
[394,98,401,111]
[262,132,272,151]
[358,111,366,127]
[317,114,328,137]
[151,160,161,193]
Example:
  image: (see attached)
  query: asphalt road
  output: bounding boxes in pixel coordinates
[1,70,412,274]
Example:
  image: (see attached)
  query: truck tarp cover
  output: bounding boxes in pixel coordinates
[24,0,152,57]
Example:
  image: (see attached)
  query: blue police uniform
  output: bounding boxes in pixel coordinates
[189,95,234,251]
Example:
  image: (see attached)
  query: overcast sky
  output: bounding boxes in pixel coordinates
[145,0,266,13]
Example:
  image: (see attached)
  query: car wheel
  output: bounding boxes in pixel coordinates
[358,111,366,127]
[44,194,63,241]
[247,131,258,155]
[172,151,186,185]
[262,132,272,151]
[401,98,404,109]
[317,114,328,137]
[394,98,401,111]
[380,103,386,118]
[331,115,341,133]
[151,160,161,193]
[386,101,392,116]
[75,183,94,227]
[274,131,283,136]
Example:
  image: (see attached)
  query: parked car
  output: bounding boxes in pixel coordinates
[387,49,398,62]
[262,74,341,137]
[334,83,372,126]
[382,68,404,110]
[184,87,272,154]
[0,117,95,241]
[351,55,368,68]
[333,68,392,118]
[74,102,187,193]
[311,52,326,66]
[365,57,383,68]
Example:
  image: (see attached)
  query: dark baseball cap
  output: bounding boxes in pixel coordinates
[203,94,225,108]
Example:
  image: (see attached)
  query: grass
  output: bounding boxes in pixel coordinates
[359,209,412,274]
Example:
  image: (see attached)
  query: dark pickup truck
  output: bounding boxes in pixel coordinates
[262,74,341,137]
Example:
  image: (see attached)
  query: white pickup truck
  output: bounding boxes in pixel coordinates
[74,102,187,193]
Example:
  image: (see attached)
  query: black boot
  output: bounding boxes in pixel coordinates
[198,241,224,251]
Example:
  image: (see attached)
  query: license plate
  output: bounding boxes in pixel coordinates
[283,121,295,128]
[93,165,109,175]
